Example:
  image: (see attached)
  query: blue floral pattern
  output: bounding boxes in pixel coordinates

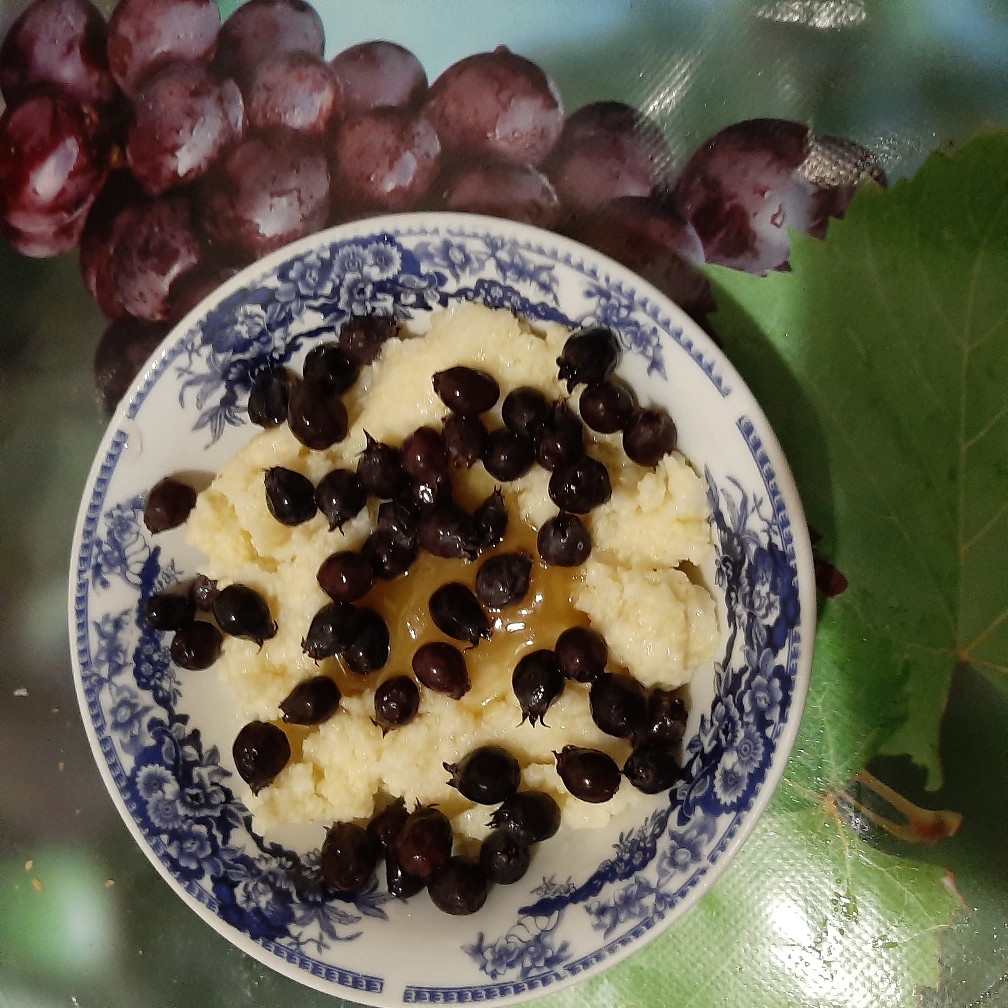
[72,217,807,1003]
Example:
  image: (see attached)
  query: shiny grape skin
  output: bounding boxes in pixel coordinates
[432,366,500,416]
[367,795,409,850]
[320,821,380,894]
[245,50,341,137]
[232,720,290,794]
[247,366,295,428]
[342,607,391,674]
[554,744,622,803]
[428,583,492,647]
[556,326,621,392]
[547,454,612,514]
[437,159,560,229]
[286,379,349,450]
[264,466,317,526]
[316,550,375,604]
[356,434,407,499]
[411,641,471,700]
[315,468,366,531]
[93,316,169,415]
[482,428,536,482]
[302,342,358,394]
[443,413,488,469]
[302,601,361,661]
[106,0,220,97]
[537,512,591,567]
[536,401,585,472]
[565,195,712,320]
[673,117,830,275]
[475,551,532,609]
[444,745,522,805]
[512,648,565,726]
[623,739,682,794]
[489,789,561,843]
[141,590,195,631]
[199,130,330,262]
[474,488,508,550]
[212,583,277,645]
[373,675,420,732]
[589,672,647,740]
[215,0,325,90]
[329,40,427,116]
[427,856,489,916]
[107,195,203,322]
[554,625,607,684]
[578,379,635,434]
[170,619,223,670]
[0,92,107,251]
[622,406,678,467]
[0,0,118,108]
[544,100,671,214]
[418,501,481,561]
[337,314,400,366]
[279,674,341,725]
[330,108,441,218]
[126,62,245,197]
[400,426,449,482]
[393,804,453,880]
[501,386,550,440]
[479,829,531,885]
[424,46,563,166]
[143,476,196,533]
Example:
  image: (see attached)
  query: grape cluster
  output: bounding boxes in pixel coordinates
[0,0,884,415]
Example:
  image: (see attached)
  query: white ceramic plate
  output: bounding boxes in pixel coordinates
[70,212,814,1005]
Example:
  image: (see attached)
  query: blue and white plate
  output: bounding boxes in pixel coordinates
[69,212,815,1005]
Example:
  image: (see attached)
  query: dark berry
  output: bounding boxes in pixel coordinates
[144,476,197,533]
[142,590,195,631]
[287,380,349,450]
[248,367,295,428]
[357,433,407,499]
[475,552,532,609]
[170,620,223,669]
[536,400,584,471]
[362,528,418,580]
[385,845,426,900]
[622,406,677,467]
[474,487,508,549]
[374,675,420,731]
[429,583,491,646]
[428,856,489,915]
[578,379,634,434]
[554,744,622,803]
[483,427,536,482]
[444,745,521,805]
[418,501,480,561]
[315,468,367,531]
[623,740,682,794]
[646,687,688,746]
[375,499,419,548]
[302,601,361,661]
[400,425,449,481]
[342,607,390,674]
[337,314,399,366]
[279,675,341,725]
[320,821,380,893]
[548,455,612,513]
[411,641,470,699]
[556,326,621,391]
[479,830,531,885]
[189,573,218,612]
[555,625,608,683]
[589,673,647,739]
[212,583,276,645]
[501,386,550,439]
[264,466,317,526]
[367,796,409,850]
[394,804,453,880]
[443,412,488,468]
[302,341,358,393]
[489,790,561,843]
[233,720,290,794]
[512,648,564,726]
[432,365,499,415]
[537,512,591,566]
[317,551,375,603]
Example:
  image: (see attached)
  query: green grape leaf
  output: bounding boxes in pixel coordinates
[702,128,1008,789]
[539,779,963,1008]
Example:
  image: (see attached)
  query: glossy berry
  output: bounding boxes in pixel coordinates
[589,673,647,739]
[232,720,290,794]
[212,583,276,644]
[411,641,470,699]
[189,573,218,611]
[554,744,622,803]
[432,365,499,415]
[548,455,612,513]
[342,607,390,674]
[501,386,550,439]
[362,529,418,580]
[475,552,532,609]
[317,551,375,603]
[170,620,223,670]
[144,477,197,533]
[512,649,564,726]
[555,625,608,683]
[418,501,480,561]
[142,590,195,631]
[556,326,621,391]
[264,466,317,526]
[479,830,531,885]
[537,512,591,567]
[337,313,399,366]
[623,740,682,794]
[385,846,426,900]
[536,401,584,471]
[474,488,508,549]
[427,856,489,916]
[579,380,635,434]
[356,433,407,499]
[394,804,453,880]
[622,407,677,467]
[429,583,491,646]
[375,499,419,547]
[248,367,295,427]
[400,425,449,481]
[302,341,358,393]
[444,745,521,805]
[320,821,380,894]
[302,601,361,661]
[315,468,367,531]
[373,675,420,732]
[279,675,341,725]
[483,427,536,482]
[489,790,561,843]
[646,687,688,746]
[443,413,488,468]
[287,380,348,450]
[367,796,409,850]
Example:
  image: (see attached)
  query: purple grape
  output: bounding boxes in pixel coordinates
[107,195,202,322]
[537,512,591,567]
[443,413,488,469]
[200,130,330,262]
[437,159,560,229]
[556,326,620,392]
[554,625,607,684]
[589,672,647,740]
[315,468,366,531]
[489,790,560,843]
[578,380,635,434]
[545,101,671,214]
[215,0,324,90]
[0,0,118,108]
[141,590,195,631]
[126,61,245,196]
[429,582,491,647]
[479,830,530,885]
[264,466,316,526]
[424,46,564,166]
[337,314,400,366]
[107,0,220,97]
[330,108,441,217]
[623,740,681,794]
[475,551,532,609]
[330,40,427,116]
[245,50,341,137]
